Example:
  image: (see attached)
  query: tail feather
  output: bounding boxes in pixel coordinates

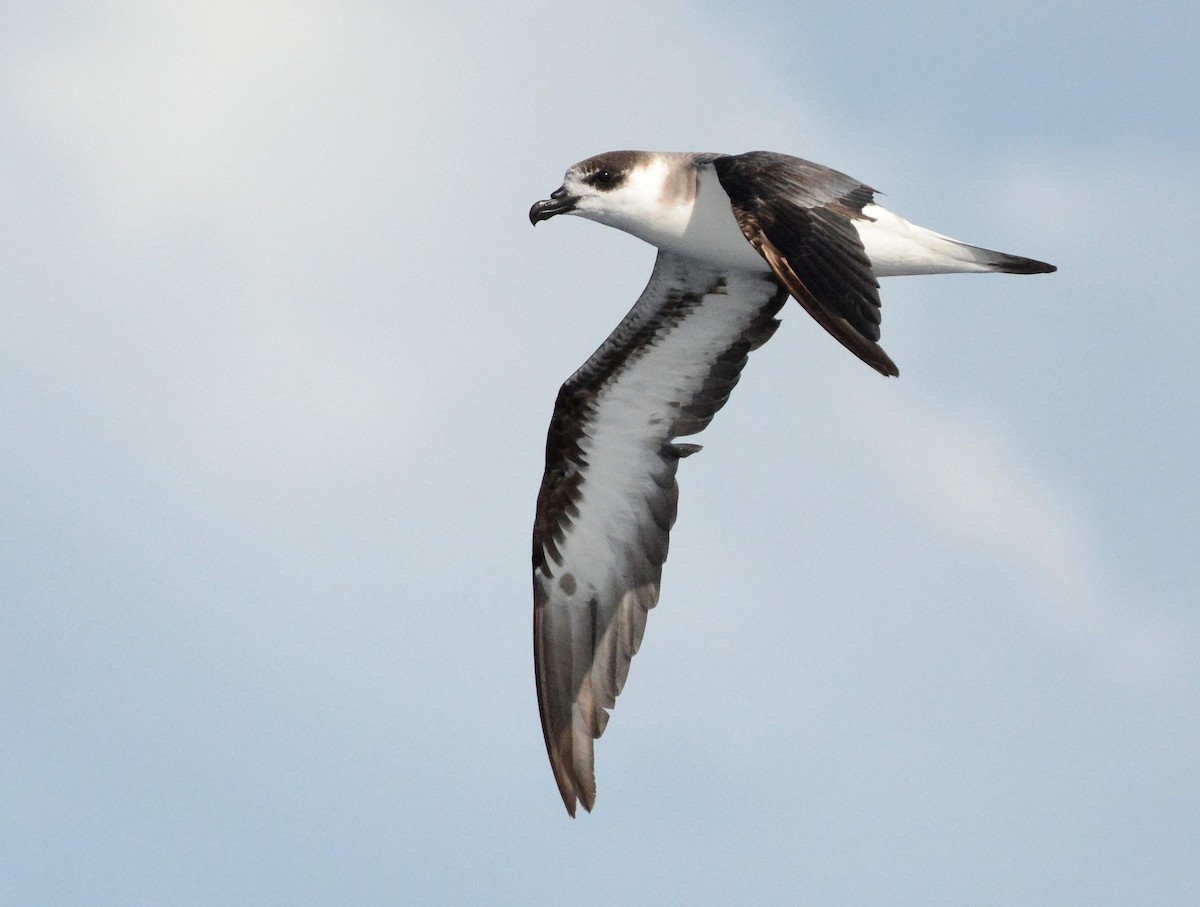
[981,250,1057,274]
[856,204,1056,277]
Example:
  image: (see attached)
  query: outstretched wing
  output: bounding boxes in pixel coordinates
[533,251,787,815]
[713,151,899,377]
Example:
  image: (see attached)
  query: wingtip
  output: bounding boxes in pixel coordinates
[548,751,595,818]
[866,347,900,378]
[558,788,594,818]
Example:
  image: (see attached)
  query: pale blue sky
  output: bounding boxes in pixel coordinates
[3,2,1198,904]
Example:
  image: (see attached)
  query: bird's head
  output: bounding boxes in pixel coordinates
[529,151,695,245]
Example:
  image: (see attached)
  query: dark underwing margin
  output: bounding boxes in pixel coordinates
[532,253,787,815]
[714,151,900,377]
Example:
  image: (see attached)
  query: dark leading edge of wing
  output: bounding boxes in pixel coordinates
[713,151,900,377]
[532,253,788,815]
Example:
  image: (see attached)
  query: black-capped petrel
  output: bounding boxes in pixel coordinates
[528,150,1055,816]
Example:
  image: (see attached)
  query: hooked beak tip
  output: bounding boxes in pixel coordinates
[529,189,577,226]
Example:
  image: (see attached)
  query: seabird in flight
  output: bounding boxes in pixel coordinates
[528,150,1055,816]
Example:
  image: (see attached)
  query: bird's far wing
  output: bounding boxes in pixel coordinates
[533,251,787,816]
[713,151,899,377]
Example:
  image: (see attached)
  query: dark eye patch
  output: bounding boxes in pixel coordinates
[586,168,621,189]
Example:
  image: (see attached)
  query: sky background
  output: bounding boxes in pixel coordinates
[3,1,1198,904]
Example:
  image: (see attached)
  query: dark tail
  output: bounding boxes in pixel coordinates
[986,251,1057,274]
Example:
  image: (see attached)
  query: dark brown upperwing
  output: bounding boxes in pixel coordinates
[713,152,899,377]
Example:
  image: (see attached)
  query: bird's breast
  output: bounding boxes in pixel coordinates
[662,169,769,272]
